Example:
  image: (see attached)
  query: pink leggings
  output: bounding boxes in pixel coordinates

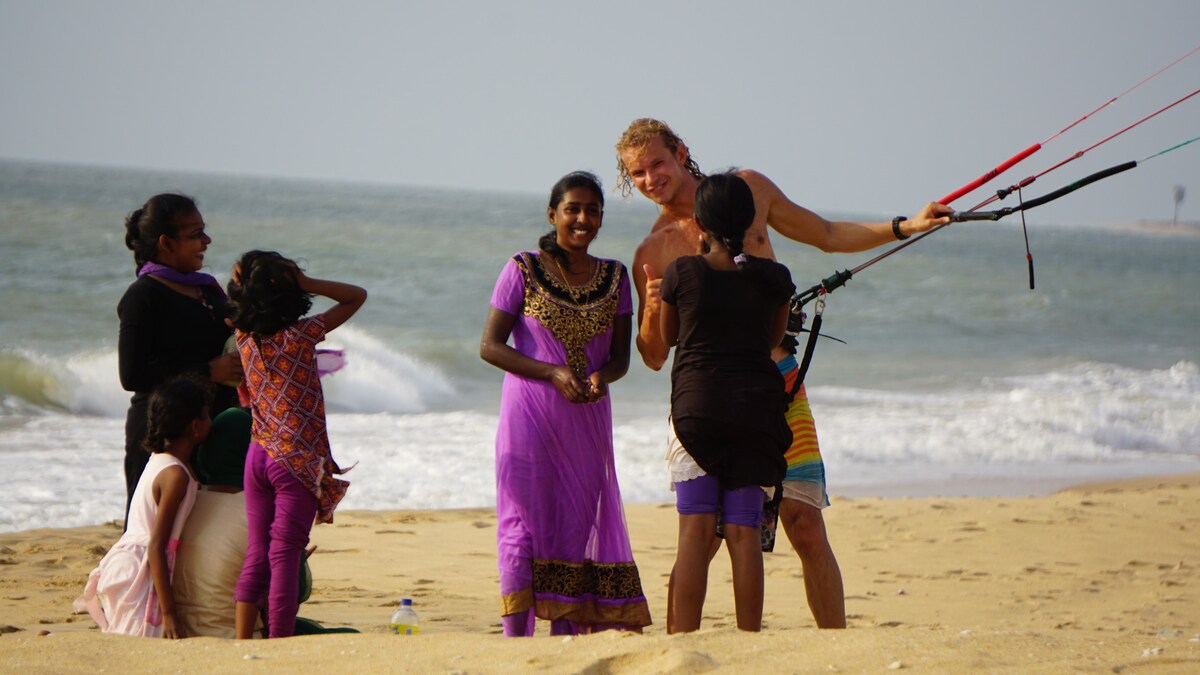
[235,441,318,638]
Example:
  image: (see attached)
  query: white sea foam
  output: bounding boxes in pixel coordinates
[320,326,458,414]
[0,325,458,418]
[815,361,1200,495]
[2,361,1196,533]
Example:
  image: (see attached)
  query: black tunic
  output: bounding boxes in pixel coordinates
[661,255,795,489]
[117,276,238,512]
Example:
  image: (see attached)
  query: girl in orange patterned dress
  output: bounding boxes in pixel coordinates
[225,251,366,638]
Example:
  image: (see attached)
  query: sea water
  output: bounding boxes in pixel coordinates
[1,159,1197,532]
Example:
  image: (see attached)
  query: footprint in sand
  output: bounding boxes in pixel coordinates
[387,514,434,525]
[581,649,720,674]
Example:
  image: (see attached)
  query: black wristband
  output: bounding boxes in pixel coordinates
[892,216,909,240]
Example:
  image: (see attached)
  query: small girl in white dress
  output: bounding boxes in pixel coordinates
[76,375,212,638]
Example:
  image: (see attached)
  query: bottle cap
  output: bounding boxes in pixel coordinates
[401,598,412,606]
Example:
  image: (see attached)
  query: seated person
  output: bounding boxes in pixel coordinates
[173,408,255,638]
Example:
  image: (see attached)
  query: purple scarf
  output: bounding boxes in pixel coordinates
[137,261,226,298]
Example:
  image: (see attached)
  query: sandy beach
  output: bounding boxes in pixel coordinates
[2,474,1198,673]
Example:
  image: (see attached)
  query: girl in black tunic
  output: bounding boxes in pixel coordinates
[659,172,794,632]
[118,194,242,525]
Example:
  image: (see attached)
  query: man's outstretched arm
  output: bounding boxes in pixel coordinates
[738,169,953,253]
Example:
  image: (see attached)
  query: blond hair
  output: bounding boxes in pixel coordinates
[615,118,704,198]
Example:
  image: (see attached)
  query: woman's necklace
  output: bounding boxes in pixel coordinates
[194,285,215,316]
[551,255,592,303]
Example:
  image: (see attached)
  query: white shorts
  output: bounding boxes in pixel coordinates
[665,419,707,488]
[781,479,829,511]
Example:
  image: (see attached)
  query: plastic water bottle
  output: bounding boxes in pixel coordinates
[389,598,419,635]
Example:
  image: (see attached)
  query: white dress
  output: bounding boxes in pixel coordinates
[74,453,197,637]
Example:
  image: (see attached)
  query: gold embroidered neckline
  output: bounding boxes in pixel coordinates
[548,255,596,303]
[519,254,621,376]
[539,254,600,305]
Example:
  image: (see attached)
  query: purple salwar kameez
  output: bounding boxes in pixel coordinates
[489,252,651,635]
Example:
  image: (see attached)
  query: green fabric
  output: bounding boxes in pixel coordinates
[298,555,312,605]
[195,407,251,488]
[294,617,360,635]
[290,551,361,634]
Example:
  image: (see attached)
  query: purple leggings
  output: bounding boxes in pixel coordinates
[675,474,763,527]
[235,441,318,638]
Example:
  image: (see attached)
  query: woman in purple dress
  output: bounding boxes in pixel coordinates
[480,171,651,636]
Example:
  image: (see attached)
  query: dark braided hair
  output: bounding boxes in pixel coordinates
[143,375,214,454]
[226,250,313,337]
[539,171,604,272]
[694,171,756,271]
[124,193,199,273]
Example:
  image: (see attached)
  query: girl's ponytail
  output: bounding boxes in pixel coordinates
[696,172,782,287]
[695,171,754,272]
[538,230,569,270]
[715,233,749,272]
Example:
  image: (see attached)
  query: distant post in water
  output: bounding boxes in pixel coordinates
[1173,185,1185,226]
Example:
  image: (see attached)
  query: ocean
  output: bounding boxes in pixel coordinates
[1,159,1197,533]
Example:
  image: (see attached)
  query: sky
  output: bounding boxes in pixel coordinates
[1,0,1197,226]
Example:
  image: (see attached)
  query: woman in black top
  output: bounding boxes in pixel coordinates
[659,172,794,633]
[118,193,242,523]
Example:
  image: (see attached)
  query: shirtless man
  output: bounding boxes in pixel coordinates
[617,118,952,629]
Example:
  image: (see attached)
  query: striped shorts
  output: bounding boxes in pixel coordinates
[779,355,830,509]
